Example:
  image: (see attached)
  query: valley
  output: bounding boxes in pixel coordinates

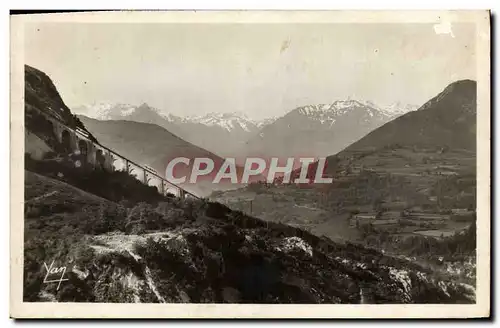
[22,63,478,304]
[213,145,475,243]
[212,80,477,283]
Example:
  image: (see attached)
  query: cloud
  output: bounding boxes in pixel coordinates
[433,21,455,38]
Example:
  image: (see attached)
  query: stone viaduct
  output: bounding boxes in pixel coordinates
[29,107,196,200]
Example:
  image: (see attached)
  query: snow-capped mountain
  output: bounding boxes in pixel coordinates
[338,80,477,153]
[365,101,419,117]
[298,100,382,115]
[256,117,278,128]
[296,100,418,125]
[185,112,277,132]
[187,112,258,133]
[73,102,135,120]
[179,112,275,156]
[296,100,393,126]
[73,103,269,157]
[73,102,183,123]
[242,99,410,159]
[73,99,416,159]
[73,104,275,133]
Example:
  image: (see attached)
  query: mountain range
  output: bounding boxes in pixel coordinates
[23,64,477,304]
[242,100,416,161]
[322,79,477,205]
[342,80,476,153]
[73,100,417,159]
[213,79,477,269]
[74,103,274,157]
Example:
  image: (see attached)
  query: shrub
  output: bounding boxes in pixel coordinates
[26,156,169,205]
[125,202,162,233]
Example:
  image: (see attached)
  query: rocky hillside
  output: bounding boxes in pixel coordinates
[25,65,97,155]
[24,171,475,303]
[26,65,86,129]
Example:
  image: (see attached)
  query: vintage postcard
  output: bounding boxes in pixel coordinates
[10,10,490,318]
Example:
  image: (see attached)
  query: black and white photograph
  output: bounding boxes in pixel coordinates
[9,10,490,318]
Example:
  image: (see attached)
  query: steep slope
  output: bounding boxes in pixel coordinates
[242,100,410,160]
[317,79,477,218]
[26,65,86,129]
[24,65,97,154]
[24,171,475,304]
[213,80,477,268]
[345,80,476,152]
[78,116,251,196]
[78,115,223,170]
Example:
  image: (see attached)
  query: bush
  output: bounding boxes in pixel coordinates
[125,202,163,233]
[26,156,169,205]
[124,200,198,234]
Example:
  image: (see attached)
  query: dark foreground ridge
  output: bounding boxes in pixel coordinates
[24,170,475,303]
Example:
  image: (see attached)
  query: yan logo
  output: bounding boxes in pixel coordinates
[42,260,69,290]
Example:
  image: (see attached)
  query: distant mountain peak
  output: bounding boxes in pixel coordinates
[137,102,151,109]
[294,99,405,124]
[191,111,249,120]
[370,101,419,116]
[72,102,184,123]
[439,79,477,101]
[296,99,401,117]
[419,79,477,114]
[187,111,258,132]
[343,79,477,152]
[73,102,137,120]
[446,79,476,89]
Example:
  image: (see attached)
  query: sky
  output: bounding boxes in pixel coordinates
[24,22,476,120]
